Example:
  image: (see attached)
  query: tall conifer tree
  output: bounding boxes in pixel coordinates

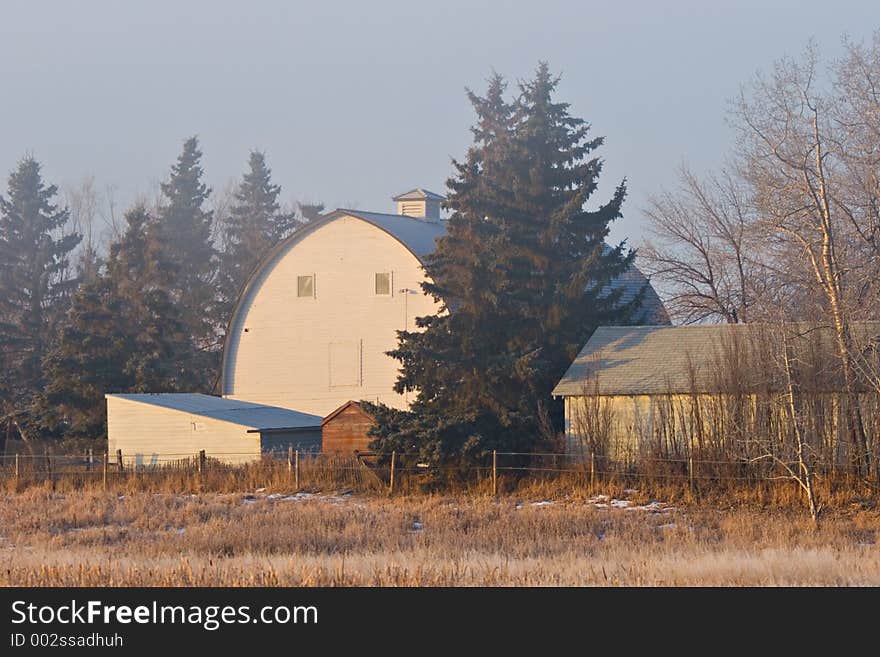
[217,150,297,319]
[157,137,215,331]
[371,64,644,464]
[156,136,218,384]
[0,157,80,438]
[38,205,195,441]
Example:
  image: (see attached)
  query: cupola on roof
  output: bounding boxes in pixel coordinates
[392,187,445,219]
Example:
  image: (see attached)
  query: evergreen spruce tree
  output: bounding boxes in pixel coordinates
[37,205,195,442]
[371,65,644,465]
[0,157,80,439]
[217,151,298,319]
[156,136,218,385]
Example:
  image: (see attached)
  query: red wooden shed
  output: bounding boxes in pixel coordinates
[321,401,376,454]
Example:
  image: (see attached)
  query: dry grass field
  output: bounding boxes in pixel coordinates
[1,484,878,586]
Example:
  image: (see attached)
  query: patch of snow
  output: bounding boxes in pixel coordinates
[625,501,674,513]
[409,521,424,533]
[531,501,554,507]
[587,495,673,513]
[255,487,266,493]
[243,491,352,505]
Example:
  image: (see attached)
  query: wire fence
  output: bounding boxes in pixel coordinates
[0,447,877,495]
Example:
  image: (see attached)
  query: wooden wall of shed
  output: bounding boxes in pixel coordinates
[106,397,261,466]
[321,404,375,454]
[564,391,879,464]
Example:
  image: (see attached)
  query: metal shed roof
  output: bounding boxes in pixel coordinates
[105,393,322,431]
[552,322,880,397]
[597,262,668,324]
[553,325,740,396]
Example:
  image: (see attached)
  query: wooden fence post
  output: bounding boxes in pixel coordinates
[198,450,206,474]
[103,452,108,491]
[389,451,396,495]
[492,450,497,496]
[590,452,596,491]
[295,449,300,490]
[688,455,694,492]
[87,448,93,472]
[288,446,293,483]
[116,449,124,473]
[45,450,53,490]
[14,453,19,481]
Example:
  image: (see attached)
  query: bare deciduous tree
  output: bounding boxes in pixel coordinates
[640,165,760,323]
[63,176,102,282]
[733,41,873,472]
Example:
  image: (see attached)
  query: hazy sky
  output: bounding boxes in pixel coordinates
[1,0,877,245]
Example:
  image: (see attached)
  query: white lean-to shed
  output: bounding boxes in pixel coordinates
[105,393,322,465]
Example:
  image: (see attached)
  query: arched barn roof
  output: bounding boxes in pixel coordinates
[220,209,668,393]
[328,209,447,257]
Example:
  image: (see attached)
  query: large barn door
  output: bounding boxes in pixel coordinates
[329,340,363,388]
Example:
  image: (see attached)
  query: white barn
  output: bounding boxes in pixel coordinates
[221,188,668,417]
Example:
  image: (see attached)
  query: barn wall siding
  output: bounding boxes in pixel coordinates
[224,216,441,416]
[106,397,261,465]
[322,404,376,454]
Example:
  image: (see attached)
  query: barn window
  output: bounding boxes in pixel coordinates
[375,272,391,296]
[297,274,314,298]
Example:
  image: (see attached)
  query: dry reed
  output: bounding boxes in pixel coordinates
[1,488,877,586]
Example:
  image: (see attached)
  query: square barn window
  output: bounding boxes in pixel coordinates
[375,272,391,296]
[297,274,314,298]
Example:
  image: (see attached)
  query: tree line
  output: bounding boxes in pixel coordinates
[0,139,322,447]
[0,62,647,458]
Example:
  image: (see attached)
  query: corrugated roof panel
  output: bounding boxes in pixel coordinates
[599,266,669,325]
[552,322,880,396]
[105,393,322,430]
